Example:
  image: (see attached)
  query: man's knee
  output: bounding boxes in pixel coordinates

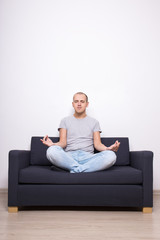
[104,150,117,165]
[46,145,62,159]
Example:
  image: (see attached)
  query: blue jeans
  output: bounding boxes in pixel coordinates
[46,146,116,173]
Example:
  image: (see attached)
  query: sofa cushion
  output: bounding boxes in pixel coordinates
[30,137,59,165]
[19,166,142,185]
[30,137,130,166]
[100,138,130,165]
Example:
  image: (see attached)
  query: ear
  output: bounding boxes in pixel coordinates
[86,102,89,108]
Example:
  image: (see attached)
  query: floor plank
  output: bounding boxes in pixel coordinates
[0,192,160,240]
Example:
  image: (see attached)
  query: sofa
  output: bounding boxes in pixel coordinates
[8,137,153,213]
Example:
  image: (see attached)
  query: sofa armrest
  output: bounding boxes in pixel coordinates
[130,151,153,207]
[8,150,30,206]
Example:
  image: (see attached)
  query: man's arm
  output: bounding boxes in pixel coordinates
[40,128,67,148]
[93,131,120,152]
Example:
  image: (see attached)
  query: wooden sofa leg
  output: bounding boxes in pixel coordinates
[8,207,18,213]
[142,207,152,213]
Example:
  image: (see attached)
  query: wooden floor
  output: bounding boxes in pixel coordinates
[0,192,160,240]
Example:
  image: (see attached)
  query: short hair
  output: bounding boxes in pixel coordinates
[73,92,88,102]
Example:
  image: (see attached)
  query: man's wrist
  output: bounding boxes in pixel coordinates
[106,146,110,150]
[48,143,55,147]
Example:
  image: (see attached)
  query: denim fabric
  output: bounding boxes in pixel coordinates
[46,146,116,173]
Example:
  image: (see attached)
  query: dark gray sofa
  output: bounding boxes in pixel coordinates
[8,137,153,213]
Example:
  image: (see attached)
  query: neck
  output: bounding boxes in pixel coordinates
[74,112,87,119]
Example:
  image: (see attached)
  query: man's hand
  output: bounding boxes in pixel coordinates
[40,135,55,147]
[108,140,120,152]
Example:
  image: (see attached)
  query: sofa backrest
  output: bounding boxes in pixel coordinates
[30,137,58,165]
[30,137,130,166]
[100,138,129,165]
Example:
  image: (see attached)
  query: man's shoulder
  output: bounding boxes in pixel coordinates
[86,116,99,123]
[87,116,101,132]
[60,115,73,122]
[58,115,73,130]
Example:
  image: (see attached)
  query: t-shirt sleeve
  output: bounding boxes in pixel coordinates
[93,120,102,133]
[58,118,67,131]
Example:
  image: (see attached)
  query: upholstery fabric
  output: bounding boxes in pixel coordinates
[30,137,58,165]
[18,185,143,207]
[8,141,153,209]
[19,165,142,184]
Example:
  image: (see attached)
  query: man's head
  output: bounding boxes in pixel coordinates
[72,92,89,115]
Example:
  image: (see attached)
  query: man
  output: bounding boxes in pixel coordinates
[41,92,120,173]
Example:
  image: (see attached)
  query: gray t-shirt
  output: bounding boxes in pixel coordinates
[58,115,101,153]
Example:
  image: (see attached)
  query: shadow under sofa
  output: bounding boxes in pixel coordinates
[8,137,153,213]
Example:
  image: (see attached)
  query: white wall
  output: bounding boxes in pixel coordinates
[0,0,160,189]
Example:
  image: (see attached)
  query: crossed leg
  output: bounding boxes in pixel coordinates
[46,145,117,173]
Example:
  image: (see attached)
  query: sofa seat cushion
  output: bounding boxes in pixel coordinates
[19,166,142,185]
